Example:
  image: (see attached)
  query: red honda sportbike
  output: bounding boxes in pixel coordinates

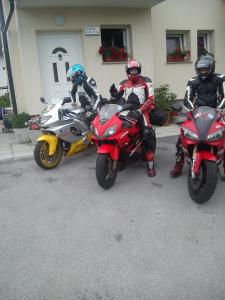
[91,103,156,189]
[172,102,225,203]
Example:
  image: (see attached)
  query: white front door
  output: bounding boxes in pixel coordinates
[37,32,83,101]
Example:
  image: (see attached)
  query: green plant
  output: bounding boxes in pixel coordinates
[154,84,177,111]
[0,92,11,108]
[12,112,30,128]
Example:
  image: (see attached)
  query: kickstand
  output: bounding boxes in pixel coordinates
[220,174,225,181]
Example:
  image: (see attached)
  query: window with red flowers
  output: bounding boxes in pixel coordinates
[99,27,130,63]
[166,31,191,63]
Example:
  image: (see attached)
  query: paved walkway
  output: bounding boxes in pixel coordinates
[0,122,179,162]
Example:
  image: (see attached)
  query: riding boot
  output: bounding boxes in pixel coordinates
[146,151,156,177]
[170,136,184,177]
[170,155,184,177]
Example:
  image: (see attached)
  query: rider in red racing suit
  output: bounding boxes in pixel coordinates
[110,59,156,177]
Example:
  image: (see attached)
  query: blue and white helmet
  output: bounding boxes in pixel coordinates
[67,64,85,84]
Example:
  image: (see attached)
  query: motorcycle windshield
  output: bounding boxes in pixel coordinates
[43,98,61,114]
[99,104,122,124]
[192,106,216,141]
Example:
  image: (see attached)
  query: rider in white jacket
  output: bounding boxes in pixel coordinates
[67,64,101,119]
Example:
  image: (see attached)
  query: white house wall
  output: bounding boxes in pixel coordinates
[151,0,225,99]
[5,0,225,113]
[8,7,153,114]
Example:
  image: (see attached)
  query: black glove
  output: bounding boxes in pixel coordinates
[109,83,118,98]
[128,109,142,120]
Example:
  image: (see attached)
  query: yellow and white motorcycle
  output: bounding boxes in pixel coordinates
[34,97,92,169]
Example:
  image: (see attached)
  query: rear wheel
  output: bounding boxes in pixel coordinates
[188,160,218,203]
[34,140,63,169]
[96,153,118,189]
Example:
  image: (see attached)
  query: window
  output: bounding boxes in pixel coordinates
[197,34,208,57]
[197,31,215,58]
[166,31,191,63]
[99,27,130,63]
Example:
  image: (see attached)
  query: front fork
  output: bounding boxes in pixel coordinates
[191,145,215,179]
[191,145,197,180]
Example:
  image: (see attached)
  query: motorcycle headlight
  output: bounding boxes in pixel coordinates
[206,130,223,142]
[91,126,99,138]
[103,125,117,138]
[182,128,198,141]
[39,115,52,125]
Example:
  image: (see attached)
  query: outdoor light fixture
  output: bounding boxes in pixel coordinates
[54,15,65,27]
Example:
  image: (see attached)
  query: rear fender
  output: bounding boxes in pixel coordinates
[37,134,59,156]
[97,144,120,160]
[193,150,217,174]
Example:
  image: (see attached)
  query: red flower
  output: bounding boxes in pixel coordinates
[98,47,104,55]
[99,46,128,61]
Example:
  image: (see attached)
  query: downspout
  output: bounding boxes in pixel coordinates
[0,0,17,114]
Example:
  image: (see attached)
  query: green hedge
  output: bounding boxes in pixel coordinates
[0,93,11,108]
[11,112,30,128]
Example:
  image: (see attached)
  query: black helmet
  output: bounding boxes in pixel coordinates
[195,54,215,80]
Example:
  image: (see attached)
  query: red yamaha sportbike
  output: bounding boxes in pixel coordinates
[91,103,155,189]
[172,102,225,203]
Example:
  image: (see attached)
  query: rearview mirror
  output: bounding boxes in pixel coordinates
[40,97,46,104]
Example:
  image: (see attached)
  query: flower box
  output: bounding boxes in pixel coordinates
[99,46,128,62]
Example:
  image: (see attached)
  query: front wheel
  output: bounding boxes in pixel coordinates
[96,153,118,190]
[34,140,63,170]
[188,160,218,203]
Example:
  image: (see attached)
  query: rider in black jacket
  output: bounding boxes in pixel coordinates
[170,54,225,177]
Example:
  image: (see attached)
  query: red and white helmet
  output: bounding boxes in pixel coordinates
[125,59,142,82]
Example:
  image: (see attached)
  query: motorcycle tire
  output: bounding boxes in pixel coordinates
[188,160,218,203]
[34,140,63,170]
[96,153,118,190]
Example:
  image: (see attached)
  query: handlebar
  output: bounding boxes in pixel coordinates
[58,108,78,119]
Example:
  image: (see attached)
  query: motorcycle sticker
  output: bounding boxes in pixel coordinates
[194,112,201,119]
[208,113,214,120]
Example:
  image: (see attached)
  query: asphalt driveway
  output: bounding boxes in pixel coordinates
[0,136,225,300]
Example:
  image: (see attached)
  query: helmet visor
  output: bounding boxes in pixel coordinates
[71,72,82,84]
[127,67,141,75]
[129,68,139,75]
[198,67,210,77]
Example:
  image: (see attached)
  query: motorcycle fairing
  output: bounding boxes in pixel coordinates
[37,134,58,156]
[97,143,120,160]
[65,132,92,156]
[192,106,216,141]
